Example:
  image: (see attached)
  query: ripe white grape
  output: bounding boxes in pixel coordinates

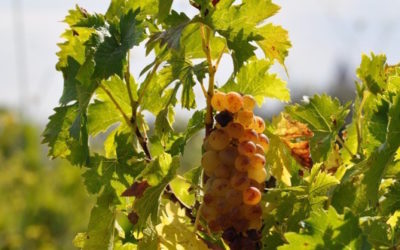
[201,150,220,176]
[243,95,256,111]
[250,153,266,169]
[242,186,261,205]
[239,129,258,143]
[252,116,265,133]
[236,110,254,127]
[225,92,243,113]
[248,167,267,183]
[211,91,227,111]
[208,129,231,150]
[225,122,245,139]
[237,140,257,156]
[235,155,252,172]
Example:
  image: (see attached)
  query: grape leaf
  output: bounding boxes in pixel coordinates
[356,94,400,211]
[134,155,179,229]
[356,53,387,94]
[285,94,350,162]
[155,202,208,249]
[93,10,144,79]
[83,190,117,250]
[205,0,288,69]
[220,59,290,104]
[305,164,340,208]
[257,24,291,66]
[279,207,363,250]
[106,0,173,21]
[266,114,313,186]
[42,104,88,165]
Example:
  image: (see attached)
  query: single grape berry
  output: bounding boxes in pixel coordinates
[236,110,254,127]
[243,186,261,205]
[235,154,252,172]
[243,95,256,111]
[239,129,259,143]
[211,91,227,111]
[225,122,245,139]
[226,92,244,113]
[250,153,266,169]
[237,140,257,156]
[208,129,231,150]
[201,150,220,176]
[252,116,266,133]
[248,167,268,183]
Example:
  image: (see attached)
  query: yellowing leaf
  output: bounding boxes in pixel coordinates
[156,202,208,250]
[274,115,314,169]
[267,115,313,186]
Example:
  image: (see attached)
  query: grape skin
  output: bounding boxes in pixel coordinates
[237,141,257,156]
[211,91,227,111]
[225,92,244,113]
[243,95,256,111]
[225,122,245,139]
[248,167,267,183]
[242,186,261,205]
[208,129,231,150]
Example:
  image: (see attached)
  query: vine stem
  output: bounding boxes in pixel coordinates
[200,24,215,136]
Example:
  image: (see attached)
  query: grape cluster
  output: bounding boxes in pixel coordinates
[200,91,269,238]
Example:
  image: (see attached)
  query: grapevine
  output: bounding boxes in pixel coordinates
[42,0,400,250]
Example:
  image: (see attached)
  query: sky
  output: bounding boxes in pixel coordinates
[1,0,400,123]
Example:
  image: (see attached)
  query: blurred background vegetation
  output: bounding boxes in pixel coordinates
[0,110,94,250]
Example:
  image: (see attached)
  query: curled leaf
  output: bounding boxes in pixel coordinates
[275,115,314,168]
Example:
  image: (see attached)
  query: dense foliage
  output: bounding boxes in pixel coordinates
[0,110,93,250]
[43,0,400,249]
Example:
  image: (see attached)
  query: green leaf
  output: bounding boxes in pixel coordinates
[42,104,88,165]
[83,190,117,250]
[356,94,400,211]
[106,0,173,21]
[155,106,175,142]
[221,59,290,104]
[205,0,284,69]
[137,219,158,250]
[279,207,363,250]
[285,94,350,162]
[134,155,180,229]
[257,24,291,66]
[94,10,144,79]
[306,164,340,208]
[356,53,387,94]
[88,75,136,136]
